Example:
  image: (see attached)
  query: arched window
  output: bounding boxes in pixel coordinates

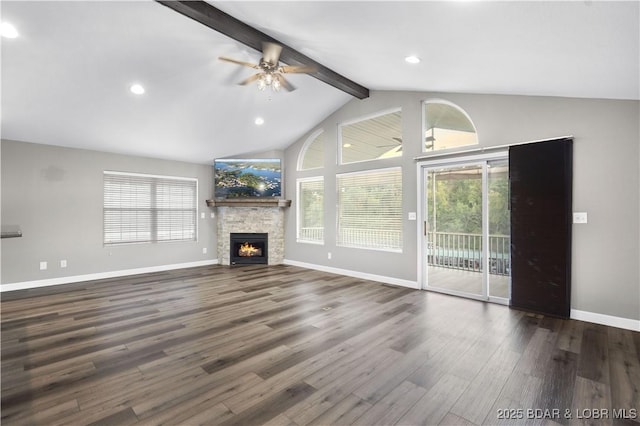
[339,109,402,164]
[298,129,324,170]
[422,101,478,152]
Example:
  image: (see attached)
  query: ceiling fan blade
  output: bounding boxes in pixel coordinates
[276,74,296,92]
[219,56,260,69]
[280,65,317,74]
[238,73,262,86]
[262,42,283,66]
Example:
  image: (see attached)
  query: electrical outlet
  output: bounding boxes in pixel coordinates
[327,252,332,260]
[210,212,215,219]
[60,260,67,268]
[573,212,588,224]
[200,212,205,219]
[39,261,47,270]
[202,247,207,254]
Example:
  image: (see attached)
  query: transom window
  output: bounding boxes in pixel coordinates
[423,101,478,152]
[104,171,197,245]
[298,130,324,170]
[339,109,402,164]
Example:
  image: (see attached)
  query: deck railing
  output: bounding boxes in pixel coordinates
[428,232,510,275]
[298,227,324,242]
[299,227,510,275]
[299,227,402,250]
[339,228,402,250]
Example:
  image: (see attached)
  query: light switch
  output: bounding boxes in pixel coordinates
[408,212,417,221]
[573,212,588,224]
[200,212,205,219]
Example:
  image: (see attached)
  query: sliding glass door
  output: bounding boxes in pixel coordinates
[425,163,484,297]
[421,157,510,303]
[487,160,510,299]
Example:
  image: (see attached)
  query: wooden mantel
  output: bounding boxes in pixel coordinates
[206,198,291,208]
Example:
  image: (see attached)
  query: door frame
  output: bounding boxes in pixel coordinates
[416,151,509,304]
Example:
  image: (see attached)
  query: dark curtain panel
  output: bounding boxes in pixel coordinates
[509,138,573,318]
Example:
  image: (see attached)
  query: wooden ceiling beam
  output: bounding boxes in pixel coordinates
[155,0,369,99]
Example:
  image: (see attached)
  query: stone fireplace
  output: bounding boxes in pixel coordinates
[213,199,288,266]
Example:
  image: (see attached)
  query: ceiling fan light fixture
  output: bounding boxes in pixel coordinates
[272,77,281,92]
[256,71,283,92]
[257,75,267,91]
[220,42,312,93]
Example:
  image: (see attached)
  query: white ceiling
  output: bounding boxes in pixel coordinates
[2,1,638,164]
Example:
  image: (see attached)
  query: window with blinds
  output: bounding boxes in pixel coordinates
[104,171,197,245]
[337,167,402,251]
[297,177,324,244]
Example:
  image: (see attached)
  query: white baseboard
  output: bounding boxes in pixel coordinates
[571,309,639,332]
[0,259,219,292]
[284,260,639,332]
[283,259,419,289]
[4,260,637,332]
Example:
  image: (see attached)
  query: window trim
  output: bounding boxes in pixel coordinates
[103,170,198,246]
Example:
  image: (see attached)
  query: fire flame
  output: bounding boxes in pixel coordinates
[239,242,262,257]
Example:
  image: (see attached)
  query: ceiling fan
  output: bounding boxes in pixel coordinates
[377,134,436,150]
[219,42,316,92]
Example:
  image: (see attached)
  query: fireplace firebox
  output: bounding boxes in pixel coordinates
[230,233,268,265]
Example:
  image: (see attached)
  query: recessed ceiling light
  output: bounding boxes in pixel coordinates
[405,55,421,64]
[1,22,19,39]
[254,117,265,126]
[130,84,145,95]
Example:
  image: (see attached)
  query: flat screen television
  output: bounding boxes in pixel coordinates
[214,158,282,198]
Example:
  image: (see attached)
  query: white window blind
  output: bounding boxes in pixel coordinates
[104,172,197,245]
[297,178,324,243]
[337,168,403,251]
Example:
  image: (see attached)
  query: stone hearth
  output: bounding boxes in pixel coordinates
[216,206,285,266]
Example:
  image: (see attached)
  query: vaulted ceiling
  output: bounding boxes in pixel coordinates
[2,1,638,164]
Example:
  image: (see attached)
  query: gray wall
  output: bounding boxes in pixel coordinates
[1,140,216,285]
[2,90,638,323]
[284,90,640,322]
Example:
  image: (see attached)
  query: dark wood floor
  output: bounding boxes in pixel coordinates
[1,265,638,425]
